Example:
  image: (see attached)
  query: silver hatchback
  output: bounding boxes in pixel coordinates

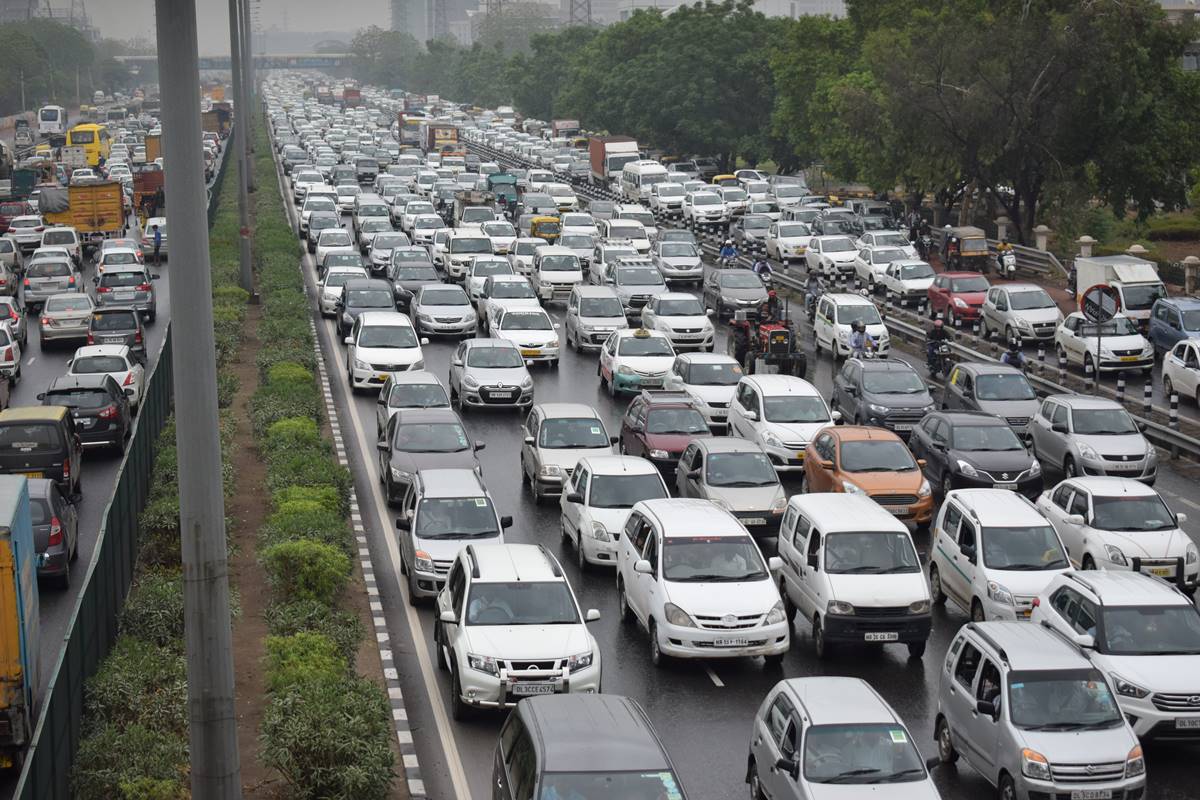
[23,258,80,309]
[39,293,95,345]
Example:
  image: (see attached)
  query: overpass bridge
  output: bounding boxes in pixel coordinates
[115,53,352,70]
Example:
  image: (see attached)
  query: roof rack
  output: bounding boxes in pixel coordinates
[537,544,563,578]
[638,389,694,405]
[465,545,480,579]
[964,622,1009,666]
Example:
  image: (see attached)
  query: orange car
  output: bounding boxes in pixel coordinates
[802,425,933,528]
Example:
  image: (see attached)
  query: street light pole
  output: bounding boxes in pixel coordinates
[239,0,256,191]
[153,1,243,796]
[228,0,253,293]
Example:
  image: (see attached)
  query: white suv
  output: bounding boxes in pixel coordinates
[726,375,838,472]
[434,543,601,720]
[1031,570,1200,740]
[616,498,788,667]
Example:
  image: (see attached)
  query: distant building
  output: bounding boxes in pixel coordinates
[0,0,37,23]
[1160,1,1200,70]
[612,0,842,22]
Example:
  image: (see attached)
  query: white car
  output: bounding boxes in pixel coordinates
[852,245,908,290]
[663,353,743,429]
[507,237,546,276]
[314,228,356,266]
[560,455,669,569]
[465,256,514,303]
[559,213,598,238]
[812,293,891,359]
[409,214,445,245]
[434,543,601,718]
[40,226,81,265]
[726,375,838,472]
[400,200,438,233]
[1055,312,1154,374]
[639,292,714,352]
[856,230,918,259]
[878,259,936,305]
[318,266,369,317]
[589,243,638,286]
[68,344,145,413]
[601,219,650,254]
[491,307,560,365]
[543,182,578,211]
[1036,477,1198,589]
[444,232,493,281]
[649,240,703,285]
[479,220,517,254]
[805,235,858,279]
[478,275,540,330]
[519,402,616,501]
[682,191,727,226]
[647,182,685,217]
[598,327,676,396]
[765,221,812,264]
[616,497,788,666]
[343,310,426,391]
[334,185,361,214]
[1162,337,1200,404]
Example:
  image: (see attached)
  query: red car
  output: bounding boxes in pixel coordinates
[927,270,990,325]
[618,390,712,473]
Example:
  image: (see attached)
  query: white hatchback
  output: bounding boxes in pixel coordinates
[344,310,427,391]
[560,455,669,569]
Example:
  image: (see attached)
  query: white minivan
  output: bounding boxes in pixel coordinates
[777,494,932,660]
[620,160,669,203]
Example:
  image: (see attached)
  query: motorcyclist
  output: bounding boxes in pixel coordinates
[753,257,772,281]
[926,318,952,368]
[849,320,875,357]
[719,239,738,267]
[1000,337,1026,369]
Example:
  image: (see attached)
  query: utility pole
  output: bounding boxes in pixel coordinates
[19,70,25,113]
[229,0,253,293]
[239,0,256,191]
[153,1,243,797]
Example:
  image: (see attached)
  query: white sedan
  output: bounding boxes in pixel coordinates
[491,307,561,365]
[765,221,812,264]
[1055,312,1153,374]
[639,293,714,352]
[343,311,427,391]
[852,245,908,290]
[68,344,145,413]
[1163,338,1200,404]
[598,328,676,396]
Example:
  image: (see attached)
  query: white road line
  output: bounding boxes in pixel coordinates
[25,357,34,365]
[705,667,725,688]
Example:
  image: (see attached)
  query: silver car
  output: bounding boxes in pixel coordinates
[675,438,786,538]
[23,258,81,309]
[411,284,476,338]
[374,371,450,438]
[519,402,615,502]
[1031,394,1157,484]
[94,264,158,322]
[39,293,95,345]
[318,266,369,317]
[650,240,703,286]
[448,338,533,412]
[610,261,669,318]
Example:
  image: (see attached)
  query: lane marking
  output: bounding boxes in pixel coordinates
[25,356,34,365]
[705,667,725,688]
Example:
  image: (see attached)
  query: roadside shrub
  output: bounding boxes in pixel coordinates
[260,675,396,800]
[263,599,365,664]
[217,371,239,408]
[256,342,318,377]
[261,539,351,605]
[266,415,322,453]
[272,484,343,515]
[1146,217,1200,241]
[117,778,188,800]
[261,503,349,552]
[82,636,187,735]
[266,450,351,511]
[264,632,346,693]
[73,724,189,800]
[251,380,322,437]
[119,571,185,648]
[268,361,314,386]
[259,315,312,348]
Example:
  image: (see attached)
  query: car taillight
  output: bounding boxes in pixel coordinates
[22,279,28,287]
[47,517,62,547]
[122,372,134,386]
[134,330,142,343]
[67,276,76,286]
[62,458,69,479]
[40,317,49,325]
[9,310,18,322]
[2,347,11,362]
[87,333,94,344]
[137,283,151,291]
[99,404,119,419]
[96,286,110,293]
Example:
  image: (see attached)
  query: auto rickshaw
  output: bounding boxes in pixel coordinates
[711,174,739,187]
[942,225,989,271]
[529,215,561,244]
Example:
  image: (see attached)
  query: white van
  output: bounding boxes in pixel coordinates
[38,105,67,136]
[601,219,651,254]
[776,494,931,659]
[620,160,669,203]
[813,293,890,359]
[530,245,584,303]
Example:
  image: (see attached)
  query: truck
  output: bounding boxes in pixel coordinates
[145,133,162,164]
[316,86,334,105]
[0,476,39,770]
[421,122,463,157]
[551,119,582,139]
[486,172,519,206]
[201,106,232,138]
[588,135,639,187]
[1074,255,1166,331]
[133,170,164,216]
[41,181,127,246]
[341,86,362,108]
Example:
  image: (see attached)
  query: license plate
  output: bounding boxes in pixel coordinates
[511,683,556,696]
[79,417,96,428]
[490,391,514,399]
[520,349,541,357]
[103,336,125,344]
[1150,567,1173,577]
[993,482,1017,490]
[865,632,899,642]
[639,380,662,388]
[742,518,767,526]
[22,472,41,478]
[1119,355,1139,362]
[375,374,389,382]
[883,505,909,515]
[1071,791,1112,800]
[713,638,749,647]
[1176,718,1200,729]
[891,423,914,432]
[115,291,136,301]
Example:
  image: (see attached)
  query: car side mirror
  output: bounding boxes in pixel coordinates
[420,337,430,345]
[774,757,800,780]
[961,545,977,563]
[633,559,653,575]
[554,322,561,329]
[831,410,842,424]
[376,440,388,451]
[975,699,998,719]
[1051,422,1068,434]
[744,410,758,422]
[687,468,701,480]
[35,393,44,400]
[917,458,927,468]
[474,441,486,452]
[439,609,457,624]
[500,515,513,529]
[845,385,858,396]
[1065,514,1085,525]
[807,552,819,570]
[343,336,353,345]
[706,308,714,316]
[395,517,411,531]
[585,608,601,623]
[523,435,534,445]
[767,556,783,573]
[451,357,462,367]
[1177,512,1188,525]
[565,491,583,504]
[1137,421,1147,433]
[609,435,619,445]
[151,273,161,280]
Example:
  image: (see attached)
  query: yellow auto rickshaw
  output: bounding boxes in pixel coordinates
[942,225,990,271]
[529,215,561,244]
[712,174,739,187]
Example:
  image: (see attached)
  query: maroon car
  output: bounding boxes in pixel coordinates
[0,200,33,237]
[618,390,712,473]
[927,270,989,325]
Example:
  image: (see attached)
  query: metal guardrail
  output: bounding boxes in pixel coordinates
[928,227,1066,279]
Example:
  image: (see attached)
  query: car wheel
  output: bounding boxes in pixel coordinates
[813,615,831,660]
[617,579,633,624]
[1164,376,1175,399]
[649,620,668,668]
[907,641,926,659]
[406,570,421,606]
[52,561,70,591]
[971,599,986,622]
[434,625,448,670]
[936,717,959,765]
[1082,554,1097,570]
[999,773,1017,800]
[781,582,797,624]
[748,761,766,800]
[799,472,810,494]
[978,316,989,339]
[576,531,589,572]
[930,565,947,605]
[1063,455,1078,478]
[449,664,472,721]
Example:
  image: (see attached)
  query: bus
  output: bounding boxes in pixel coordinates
[105,107,128,125]
[65,124,112,167]
[37,105,67,136]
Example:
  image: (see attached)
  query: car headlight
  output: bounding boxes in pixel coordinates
[617,365,633,375]
[826,600,855,616]
[1113,674,1149,699]
[764,601,785,625]
[390,467,413,483]
[956,459,979,478]
[1147,445,1157,460]
[463,376,479,389]
[839,329,850,342]
[1104,544,1129,566]
[906,599,931,615]
[1030,459,1041,476]
[1021,748,1051,781]
[467,653,499,676]
[461,314,474,323]
[1126,745,1145,778]
[709,497,732,512]
[353,358,370,370]
[1077,443,1100,461]
[567,651,593,673]
[417,313,432,322]
[547,338,559,349]
[918,479,931,497]
[663,602,695,628]
[953,297,968,308]
[648,448,670,460]
[770,494,787,514]
[841,480,864,495]
[539,464,564,478]
[1187,543,1198,564]
[868,403,890,415]
[923,403,936,413]
[987,581,1014,605]
[520,374,534,389]
[1017,318,1034,330]
[412,549,434,573]
[590,521,611,542]
[761,431,783,448]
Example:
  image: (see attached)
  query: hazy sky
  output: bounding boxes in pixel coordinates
[87,0,389,53]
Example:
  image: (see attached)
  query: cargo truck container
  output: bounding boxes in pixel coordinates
[589,135,639,187]
[0,475,38,770]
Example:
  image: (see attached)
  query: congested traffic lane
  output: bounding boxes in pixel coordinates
[279,164,1200,799]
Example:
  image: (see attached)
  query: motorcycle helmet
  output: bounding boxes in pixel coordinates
[933,319,944,330]
[852,320,865,332]
[767,290,777,299]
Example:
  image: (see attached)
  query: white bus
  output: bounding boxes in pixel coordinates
[37,105,67,136]
[619,160,669,202]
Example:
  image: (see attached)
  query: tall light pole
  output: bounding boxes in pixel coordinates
[153,0,243,796]
[239,0,256,191]
[229,0,253,293]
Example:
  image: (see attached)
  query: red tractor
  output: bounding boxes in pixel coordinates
[727,307,807,378]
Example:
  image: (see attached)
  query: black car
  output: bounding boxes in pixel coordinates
[336,278,397,338]
[831,357,934,437]
[39,374,131,450]
[305,211,341,254]
[0,406,83,500]
[87,307,147,358]
[908,410,1044,499]
[30,478,78,589]
[388,263,441,312]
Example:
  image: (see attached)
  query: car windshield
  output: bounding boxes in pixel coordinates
[415,497,498,539]
[102,252,138,265]
[899,263,935,280]
[373,234,407,249]
[539,418,609,449]
[44,388,110,409]
[1009,289,1055,310]
[663,535,767,582]
[720,273,762,289]
[394,422,470,452]
[42,231,74,245]
[722,189,747,202]
[73,355,128,373]
[500,312,552,331]
[607,224,642,239]
[778,224,810,237]
[1007,669,1123,730]
[538,771,684,799]
[1090,495,1178,532]
[91,312,136,331]
[359,325,417,348]
[619,337,673,357]
[975,374,1036,401]
[823,532,920,575]
[515,241,542,255]
[559,235,592,249]
[28,262,71,277]
[319,232,352,246]
[837,305,883,325]
[347,289,393,308]
[764,395,829,423]
[618,268,663,287]
[952,425,1025,451]
[660,243,697,258]
[1181,309,1200,331]
[482,222,515,237]
[309,216,338,230]
[540,255,579,272]
[490,281,535,299]
[981,525,1068,569]
[45,296,92,312]
[325,254,364,268]
[450,238,490,253]
[862,370,926,395]
[466,347,524,368]
[1122,282,1166,311]
[692,194,721,206]
[1099,605,1200,656]
[950,276,989,292]
[646,408,709,435]
[656,298,704,317]
[472,260,511,278]
[839,441,916,472]
[387,383,448,409]
[422,288,469,306]
[804,723,926,784]
[413,217,441,229]
[465,581,578,626]
[1071,408,1138,435]
[620,212,654,226]
[822,238,856,253]
[580,297,625,318]
[1078,317,1140,337]
[395,267,437,282]
[705,451,777,487]
[871,248,905,263]
[587,473,667,509]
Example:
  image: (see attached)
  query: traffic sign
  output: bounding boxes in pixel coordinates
[1080,284,1120,323]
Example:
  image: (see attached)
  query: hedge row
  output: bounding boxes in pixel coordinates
[252,115,395,799]
[72,132,249,799]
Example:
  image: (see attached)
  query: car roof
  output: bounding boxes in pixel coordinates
[827,292,873,306]
[1056,570,1190,607]
[787,493,909,533]
[575,454,659,476]
[46,373,114,391]
[741,374,820,396]
[535,402,599,420]
[937,410,1006,426]
[947,488,1045,524]
[940,270,986,279]
[468,543,564,583]
[638,498,745,536]
[1004,283,1044,293]
[395,407,461,425]
[344,278,391,290]
[679,352,737,364]
[0,406,69,423]
[966,621,1090,671]
[781,677,899,726]
[855,358,917,373]
[826,425,903,443]
[357,310,413,327]
[1060,475,1158,497]
[73,344,131,357]
[464,337,519,350]
[1047,394,1121,410]
[415,467,484,498]
[956,362,1023,376]
[520,694,671,773]
[695,437,764,455]
[1157,297,1200,310]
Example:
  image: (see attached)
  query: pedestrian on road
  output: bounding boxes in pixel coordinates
[151,224,162,267]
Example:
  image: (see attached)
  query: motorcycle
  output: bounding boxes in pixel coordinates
[927,341,952,378]
[917,233,934,262]
[998,250,1017,279]
[805,284,824,320]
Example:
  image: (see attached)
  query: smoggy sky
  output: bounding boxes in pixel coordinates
[87,0,387,53]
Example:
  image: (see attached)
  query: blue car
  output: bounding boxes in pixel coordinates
[1149,297,1200,356]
